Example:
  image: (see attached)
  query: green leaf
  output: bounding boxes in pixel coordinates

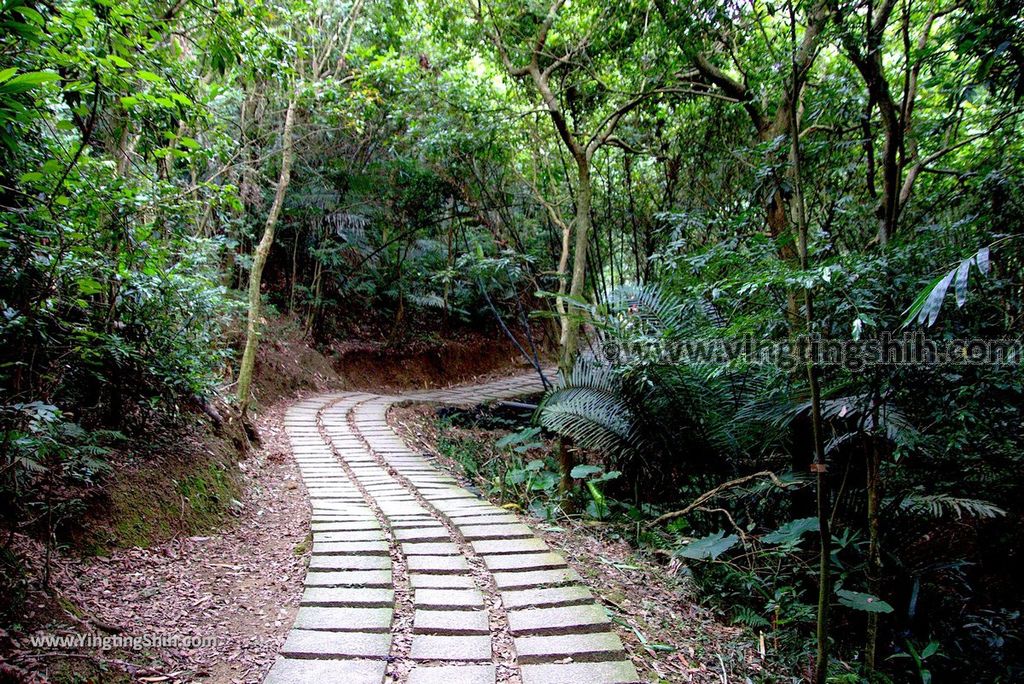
[592,470,621,483]
[976,246,990,275]
[0,71,60,94]
[0,68,16,84]
[836,589,893,613]
[107,55,133,69]
[77,278,104,295]
[923,270,955,326]
[496,427,541,449]
[14,5,45,25]
[136,70,164,83]
[676,530,738,561]
[762,517,818,545]
[570,464,602,478]
[954,256,972,308]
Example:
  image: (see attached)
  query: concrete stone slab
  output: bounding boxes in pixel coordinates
[309,555,391,571]
[280,629,392,658]
[507,605,610,635]
[265,657,387,683]
[410,634,492,661]
[410,574,478,589]
[401,542,461,556]
[293,606,393,632]
[458,524,533,539]
[491,568,583,590]
[315,530,385,542]
[413,588,484,609]
[413,609,489,635]
[301,587,394,607]
[520,661,640,684]
[407,664,496,684]
[482,552,566,572]
[501,585,593,609]
[514,632,625,662]
[305,569,393,587]
[472,539,549,555]
[406,555,470,574]
[312,541,389,556]
[394,527,450,541]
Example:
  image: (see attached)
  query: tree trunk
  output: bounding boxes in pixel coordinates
[864,431,883,670]
[289,228,300,312]
[237,97,296,416]
[561,156,592,375]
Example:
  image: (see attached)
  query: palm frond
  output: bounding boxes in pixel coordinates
[536,387,641,456]
[537,357,643,457]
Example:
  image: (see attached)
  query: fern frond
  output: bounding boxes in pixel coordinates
[406,293,447,310]
[731,606,771,628]
[894,493,1006,519]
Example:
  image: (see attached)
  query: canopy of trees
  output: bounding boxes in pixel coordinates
[2,0,1023,681]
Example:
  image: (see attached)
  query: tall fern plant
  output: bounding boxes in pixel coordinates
[535,284,757,497]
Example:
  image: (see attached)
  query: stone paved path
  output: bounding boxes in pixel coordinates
[265,373,642,684]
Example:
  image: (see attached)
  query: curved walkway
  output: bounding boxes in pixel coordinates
[265,374,641,684]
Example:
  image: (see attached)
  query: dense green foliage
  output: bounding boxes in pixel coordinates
[3,0,1024,680]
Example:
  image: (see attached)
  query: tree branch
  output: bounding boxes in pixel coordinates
[651,470,792,526]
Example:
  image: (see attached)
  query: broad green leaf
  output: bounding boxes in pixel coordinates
[676,530,738,561]
[976,246,990,274]
[0,71,60,94]
[762,517,818,545]
[496,426,541,448]
[954,256,972,307]
[14,5,45,24]
[923,270,955,326]
[836,589,893,613]
[592,470,621,483]
[77,278,104,295]
[136,70,164,83]
[570,464,602,478]
[901,274,941,328]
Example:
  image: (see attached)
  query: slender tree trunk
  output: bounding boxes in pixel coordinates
[554,157,595,499]
[289,228,299,312]
[305,257,322,335]
[562,156,592,373]
[237,97,296,416]
[785,17,830,676]
[865,427,883,670]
